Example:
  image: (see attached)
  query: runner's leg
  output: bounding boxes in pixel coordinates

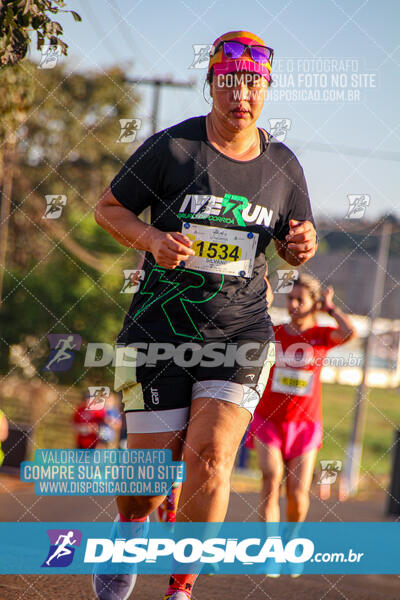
[252,439,284,576]
[157,481,182,523]
[165,397,251,599]
[117,430,184,519]
[286,448,318,522]
[93,430,185,600]
[284,448,318,577]
[176,397,251,522]
[253,438,284,522]
[165,339,275,598]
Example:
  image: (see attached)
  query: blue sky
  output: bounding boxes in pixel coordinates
[35,0,400,221]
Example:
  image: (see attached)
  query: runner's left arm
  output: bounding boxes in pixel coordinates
[272,158,318,266]
[274,219,318,266]
[322,286,357,344]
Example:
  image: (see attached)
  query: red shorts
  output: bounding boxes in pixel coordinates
[246,412,322,461]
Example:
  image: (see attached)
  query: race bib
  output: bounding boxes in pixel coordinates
[181,222,258,277]
[271,368,314,396]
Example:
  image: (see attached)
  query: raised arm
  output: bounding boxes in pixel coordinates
[322,286,357,344]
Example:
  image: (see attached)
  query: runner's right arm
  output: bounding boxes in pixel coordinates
[265,276,274,306]
[0,411,8,442]
[95,186,194,269]
[264,263,273,306]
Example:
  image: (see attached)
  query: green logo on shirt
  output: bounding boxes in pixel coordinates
[133,267,224,340]
[221,194,248,226]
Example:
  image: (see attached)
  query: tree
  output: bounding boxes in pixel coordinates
[0,1,82,305]
[0,62,35,303]
[0,0,81,66]
[1,60,142,388]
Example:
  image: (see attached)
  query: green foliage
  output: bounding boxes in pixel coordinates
[0,60,35,142]
[321,383,400,478]
[0,0,81,66]
[1,60,143,387]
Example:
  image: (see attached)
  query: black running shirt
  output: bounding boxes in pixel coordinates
[110,116,315,344]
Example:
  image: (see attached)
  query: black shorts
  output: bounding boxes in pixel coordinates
[114,339,275,433]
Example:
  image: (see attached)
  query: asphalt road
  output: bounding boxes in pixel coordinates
[0,477,399,600]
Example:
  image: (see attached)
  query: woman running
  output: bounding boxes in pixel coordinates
[249,274,356,565]
[93,30,318,600]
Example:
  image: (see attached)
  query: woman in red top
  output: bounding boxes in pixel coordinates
[249,274,356,529]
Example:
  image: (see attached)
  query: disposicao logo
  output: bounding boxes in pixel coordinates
[42,529,82,568]
[42,334,82,372]
[83,535,314,565]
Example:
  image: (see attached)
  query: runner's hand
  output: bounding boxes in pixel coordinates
[285,219,317,262]
[320,286,335,311]
[149,231,195,269]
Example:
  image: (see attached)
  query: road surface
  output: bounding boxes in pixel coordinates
[0,475,398,599]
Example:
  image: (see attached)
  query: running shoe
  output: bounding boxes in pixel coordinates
[163,592,191,600]
[289,561,304,578]
[92,571,137,600]
[92,516,149,600]
[255,558,281,577]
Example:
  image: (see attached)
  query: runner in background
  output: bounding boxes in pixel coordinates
[73,392,123,450]
[96,393,123,450]
[72,393,106,450]
[0,409,9,467]
[247,274,356,574]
